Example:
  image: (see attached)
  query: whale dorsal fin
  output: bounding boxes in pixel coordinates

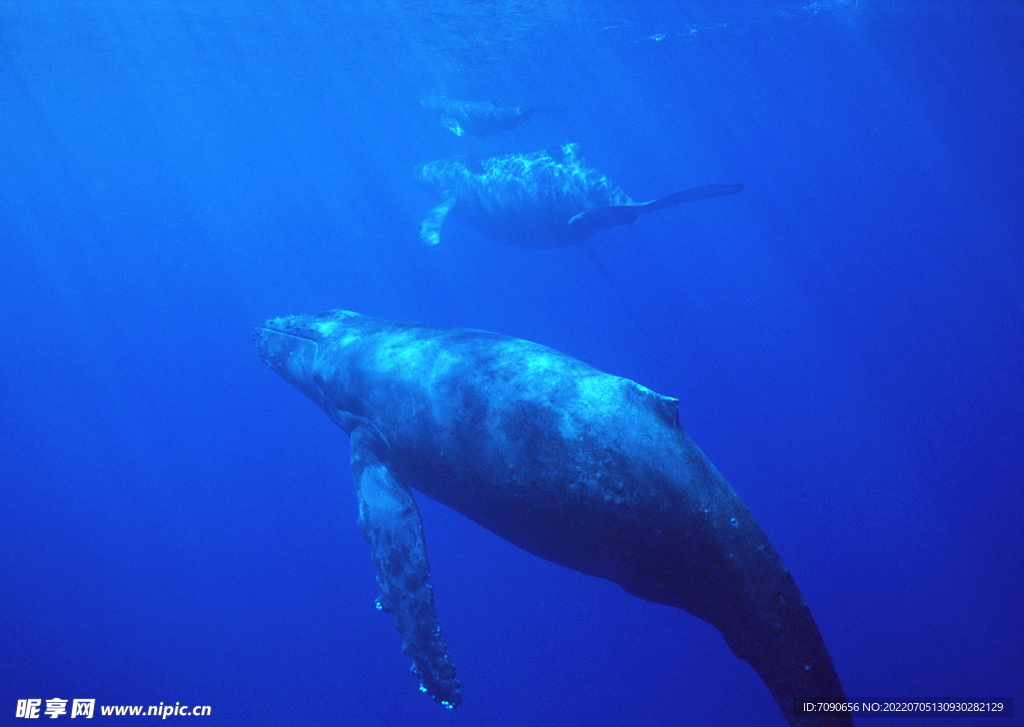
[627,382,681,429]
[567,184,744,238]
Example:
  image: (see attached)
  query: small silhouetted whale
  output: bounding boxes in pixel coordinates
[421,96,563,137]
[416,143,742,248]
[254,310,851,726]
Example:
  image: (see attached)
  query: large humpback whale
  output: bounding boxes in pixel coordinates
[416,143,742,248]
[421,96,562,137]
[254,310,851,727]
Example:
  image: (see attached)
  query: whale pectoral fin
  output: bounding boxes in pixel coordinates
[440,117,465,136]
[350,427,461,708]
[420,193,456,246]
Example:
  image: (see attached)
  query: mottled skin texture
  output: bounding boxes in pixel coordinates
[416,143,743,248]
[254,310,852,727]
[420,96,562,137]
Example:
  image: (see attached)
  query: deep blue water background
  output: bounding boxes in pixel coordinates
[2,2,1022,725]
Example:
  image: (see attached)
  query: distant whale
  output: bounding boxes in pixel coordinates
[416,143,742,248]
[421,96,563,137]
[254,310,851,726]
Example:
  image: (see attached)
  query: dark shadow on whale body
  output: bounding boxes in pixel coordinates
[416,144,743,249]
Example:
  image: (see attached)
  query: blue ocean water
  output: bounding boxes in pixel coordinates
[1,1,1021,725]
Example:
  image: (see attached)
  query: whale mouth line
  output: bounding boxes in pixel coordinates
[254,326,324,363]
[258,325,320,343]
[254,326,323,372]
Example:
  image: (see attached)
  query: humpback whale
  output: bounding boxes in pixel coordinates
[416,143,742,248]
[421,96,562,137]
[254,310,851,727]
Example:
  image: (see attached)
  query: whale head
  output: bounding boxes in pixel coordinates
[253,310,364,408]
[415,156,480,192]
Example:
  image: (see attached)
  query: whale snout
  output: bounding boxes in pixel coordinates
[254,318,323,394]
[254,310,364,395]
[253,323,316,382]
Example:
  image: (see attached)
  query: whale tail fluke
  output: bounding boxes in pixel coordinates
[642,183,744,212]
[567,204,646,234]
[567,183,743,238]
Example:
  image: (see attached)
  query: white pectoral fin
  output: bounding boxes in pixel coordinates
[350,427,461,708]
[441,117,465,136]
[420,193,456,246]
